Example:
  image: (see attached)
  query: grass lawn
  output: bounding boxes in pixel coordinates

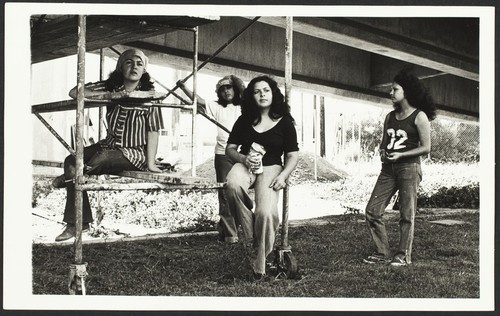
[32,210,479,297]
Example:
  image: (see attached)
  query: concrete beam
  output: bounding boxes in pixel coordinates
[113,42,477,123]
[243,17,478,82]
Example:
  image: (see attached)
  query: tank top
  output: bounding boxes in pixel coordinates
[384,109,421,164]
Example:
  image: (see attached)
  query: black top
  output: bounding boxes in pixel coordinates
[383,109,421,164]
[228,115,299,166]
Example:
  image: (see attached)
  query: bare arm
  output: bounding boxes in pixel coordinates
[386,111,431,162]
[146,131,162,173]
[379,113,390,162]
[69,82,110,99]
[270,151,299,191]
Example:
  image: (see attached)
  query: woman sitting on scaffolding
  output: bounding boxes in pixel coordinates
[53,48,164,242]
[224,75,299,281]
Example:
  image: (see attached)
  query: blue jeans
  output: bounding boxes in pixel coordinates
[62,143,138,224]
[225,163,283,274]
[365,162,422,263]
[214,154,238,242]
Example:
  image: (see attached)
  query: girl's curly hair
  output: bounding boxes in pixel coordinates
[241,75,294,125]
[105,70,155,92]
[393,68,437,121]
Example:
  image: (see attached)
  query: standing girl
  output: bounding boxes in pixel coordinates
[364,69,436,266]
[177,75,246,243]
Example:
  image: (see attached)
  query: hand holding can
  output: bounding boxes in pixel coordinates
[249,142,266,174]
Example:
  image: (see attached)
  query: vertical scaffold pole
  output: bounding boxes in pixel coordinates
[68,14,88,295]
[282,16,293,249]
[98,48,106,140]
[191,27,199,177]
[96,48,106,225]
[313,95,318,181]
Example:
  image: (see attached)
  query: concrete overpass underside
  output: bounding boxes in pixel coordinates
[32,15,479,122]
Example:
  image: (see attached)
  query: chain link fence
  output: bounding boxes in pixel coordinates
[293,95,479,167]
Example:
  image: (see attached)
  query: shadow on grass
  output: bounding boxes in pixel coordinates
[32,211,479,297]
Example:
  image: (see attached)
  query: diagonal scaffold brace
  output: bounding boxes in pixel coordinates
[171,16,261,97]
[171,17,261,134]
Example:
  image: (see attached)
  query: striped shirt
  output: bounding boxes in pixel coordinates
[100,94,164,170]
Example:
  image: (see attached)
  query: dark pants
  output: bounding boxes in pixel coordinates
[62,143,138,224]
[214,154,238,241]
[365,162,422,263]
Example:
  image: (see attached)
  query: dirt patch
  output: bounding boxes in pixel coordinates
[185,151,348,183]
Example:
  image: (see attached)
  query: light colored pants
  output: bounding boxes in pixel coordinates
[225,163,283,274]
[365,162,422,263]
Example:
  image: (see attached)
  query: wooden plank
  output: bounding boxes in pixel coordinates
[32,100,112,113]
[32,160,64,168]
[32,99,182,113]
[117,170,213,185]
[80,182,223,191]
[31,15,219,64]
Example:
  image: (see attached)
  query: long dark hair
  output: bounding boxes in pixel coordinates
[217,75,246,107]
[105,70,155,92]
[241,75,294,125]
[393,68,437,121]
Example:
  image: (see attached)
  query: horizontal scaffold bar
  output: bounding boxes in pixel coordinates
[77,171,223,191]
[32,160,64,168]
[117,170,213,185]
[32,100,192,114]
[79,182,223,191]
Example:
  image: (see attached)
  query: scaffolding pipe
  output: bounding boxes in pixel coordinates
[110,33,240,136]
[170,16,261,98]
[281,16,293,249]
[74,15,86,266]
[313,95,318,181]
[191,27,199,177]
[110,44,231,148]
[98,49,106,140]
[108,46,192,105]
[96,49,107,225]
[33,112,75,156]
[32,160,64,168]
[80,183,223,191]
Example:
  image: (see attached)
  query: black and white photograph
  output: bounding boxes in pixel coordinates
[3,2,496,313]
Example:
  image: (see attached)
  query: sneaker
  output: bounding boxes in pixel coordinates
[224,236,239,244]
[55,223,90,242]
[363,254,391,264]
[390,255,408,266]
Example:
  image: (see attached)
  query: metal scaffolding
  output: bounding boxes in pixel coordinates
[31,14,298,293]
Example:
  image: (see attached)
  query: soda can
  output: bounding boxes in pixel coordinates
[249,142,266,174]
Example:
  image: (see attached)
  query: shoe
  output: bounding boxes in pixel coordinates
[217,233,225,242]
[216,222,225,242]
[363,254,391,264]
[55,223,90,242]
[390,255,408,266]
[224,236,239,244]
[52,174,67,188]
[250,271,271,282]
